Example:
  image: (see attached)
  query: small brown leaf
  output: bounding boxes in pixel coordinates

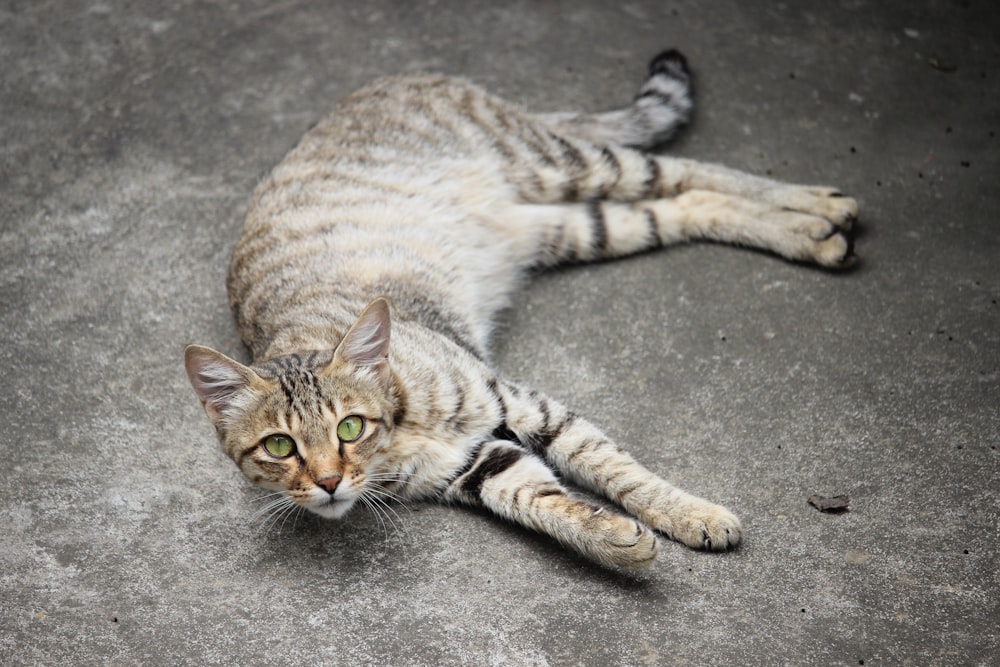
[808,494,850,512]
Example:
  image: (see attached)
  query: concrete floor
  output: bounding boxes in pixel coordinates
[2,1,997,665]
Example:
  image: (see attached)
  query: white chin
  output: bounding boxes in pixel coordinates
[307,498,355,519]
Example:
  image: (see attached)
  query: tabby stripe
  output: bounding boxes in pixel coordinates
[552,133,587,173]
[445,442,486,488]
[446,392,466,428]
[480,94,554,170]
[524,123,559,167]
[643,156,662,198]
[599,146,622,196]
[255,167,407,200]
[454,90,520,163]
[486,377,506,424]
[255,460,288,476]
[547,222,566,262]
[460,447,523,497]
[305,371,323,412]
[235,441,260,468]
[492,423,521,445]
[566,438,601,463]
[526,432,555,452]
[616,482,644,502]
[603,470,628,486]
[644,208,662,247]
[533,393,551,431]
[524,413,575,453]
[635,89,676,105]
[391,380,408,427]
[551,134,587,200]
[588,199,608,253]
[391,291,483,360]
[382,104,450,147]
[278,374,310,420]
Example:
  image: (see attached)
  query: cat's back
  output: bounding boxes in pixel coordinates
[228,74,532,362]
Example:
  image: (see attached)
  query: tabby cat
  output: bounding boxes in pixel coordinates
[184,50,858,569]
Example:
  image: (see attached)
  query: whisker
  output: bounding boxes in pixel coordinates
[365,483,411,508]
[363,476,414,503]
[369,490,410,522]
[249,490,288,503]
[363,488,408,539]
[364,473,413,485]
[358,494,390,546]
[252,494,301,537]
[278,503,303,535]
[251,495,292,521]
[259,503,286,535]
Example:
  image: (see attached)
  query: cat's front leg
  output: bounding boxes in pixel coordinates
[496,383,742,551]
[444,440,659,569]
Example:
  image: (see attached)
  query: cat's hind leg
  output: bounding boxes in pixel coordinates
[522,188,855,269]
[506,129,859,247]
[444,440,659,569]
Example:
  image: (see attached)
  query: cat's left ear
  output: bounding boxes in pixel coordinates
[328,297,391,383]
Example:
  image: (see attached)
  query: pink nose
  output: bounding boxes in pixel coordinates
[317,475,342,494]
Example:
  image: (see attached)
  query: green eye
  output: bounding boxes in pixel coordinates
[336,416,364,442]
[262,434,295,458]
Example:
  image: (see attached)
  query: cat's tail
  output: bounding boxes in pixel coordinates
[536,49,693,149]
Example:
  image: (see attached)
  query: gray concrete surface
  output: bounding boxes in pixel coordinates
[2,1,997,665]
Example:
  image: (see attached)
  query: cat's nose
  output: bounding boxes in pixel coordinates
[317,474,342,494]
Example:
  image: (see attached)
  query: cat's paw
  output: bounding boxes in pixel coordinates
[584,509,660,569]
[775,209,856,268]
[648,501,742,551]
[765,185,858,229]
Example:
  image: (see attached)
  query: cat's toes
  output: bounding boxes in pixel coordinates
[769,185,859,231]
[661,503,742,551]
[767,209,856,269]
[699,506,742,551]
[809,188,858,231]
[806,217,856,269]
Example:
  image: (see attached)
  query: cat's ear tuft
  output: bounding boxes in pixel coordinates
[330,297,391,383]
[184,345,262,424]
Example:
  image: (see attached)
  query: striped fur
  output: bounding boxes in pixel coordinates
[185,50,858,569]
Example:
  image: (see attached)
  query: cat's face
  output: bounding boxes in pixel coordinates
[185,298,395,519]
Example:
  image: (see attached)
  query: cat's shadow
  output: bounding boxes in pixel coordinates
[249,500,658,589]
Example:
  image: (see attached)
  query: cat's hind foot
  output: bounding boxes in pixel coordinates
[770,205,856,269]
[752,184,859,267]
[640,496,742,551]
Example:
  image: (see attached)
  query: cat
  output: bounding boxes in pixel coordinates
[184,50,858,569]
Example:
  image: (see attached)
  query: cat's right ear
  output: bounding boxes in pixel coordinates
[184,345,264,424]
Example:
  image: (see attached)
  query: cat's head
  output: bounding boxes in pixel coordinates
[184,298,395,519]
